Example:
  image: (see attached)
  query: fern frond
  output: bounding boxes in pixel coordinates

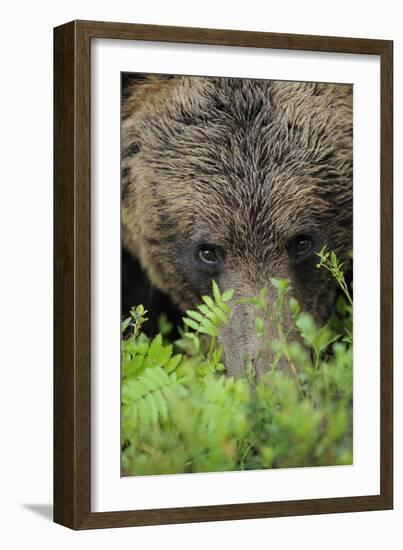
[182,281,234,338]
[122,365,187,435]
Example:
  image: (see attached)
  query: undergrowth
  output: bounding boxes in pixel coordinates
[121,247,353,476]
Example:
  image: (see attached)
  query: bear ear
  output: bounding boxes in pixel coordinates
[121,72,175,119]
[122,73,148,101]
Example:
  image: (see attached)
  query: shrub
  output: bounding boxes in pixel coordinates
[121,247,353,476]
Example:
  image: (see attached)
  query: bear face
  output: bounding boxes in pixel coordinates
[122,75,353,377]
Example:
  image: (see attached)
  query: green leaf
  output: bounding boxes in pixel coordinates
[296,313,317,347]
[165,353,183,373]
[213,306,228,323]
[202,295,215,309]
[153,389,168,421]
[186,309,204,323]
[183,317,200,331]
[158,313,173,336]
[289,297,300,315]
[137,397,150,429]
[157,344,173,367]
[123,354,145,378]
[199,318,219,337]
[219,302,230,315]
[197,304,210,316]
[146,334,163,362]
[145,393,158,424]
[121,317,131,333]
[221,289,234,302]
[270,278,288,291]
[201,305,220,324]
[212,280,221,303]
[255,316,265,337]
[146,365,170,387]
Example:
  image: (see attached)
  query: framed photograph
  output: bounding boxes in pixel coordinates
[54,20,393,529]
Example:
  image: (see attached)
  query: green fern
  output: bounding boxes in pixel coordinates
[183,280,233,337]
[122,309,187,440]
[182,280,233,358]
[122,332,183,380]
[121,260,353,476]
[122,366,187,437]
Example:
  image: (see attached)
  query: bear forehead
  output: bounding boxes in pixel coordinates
[135,76,352,144]
[133,77,352,189]
[123,76,352,252]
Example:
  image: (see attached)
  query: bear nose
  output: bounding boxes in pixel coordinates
[218,297,279,378]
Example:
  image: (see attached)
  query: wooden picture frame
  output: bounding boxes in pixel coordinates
[54,20,393,529]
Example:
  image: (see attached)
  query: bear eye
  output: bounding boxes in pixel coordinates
[287,235,314,260]
[198,246,219,265]
[295,237,312,255]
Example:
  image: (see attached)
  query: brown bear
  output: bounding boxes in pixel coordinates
[121,74,353,377]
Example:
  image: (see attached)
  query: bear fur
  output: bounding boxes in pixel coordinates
[121,74,353,377]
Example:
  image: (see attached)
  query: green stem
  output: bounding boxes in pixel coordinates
[208,335,216,358]
[239,443,252,469]
[278,323,307,398]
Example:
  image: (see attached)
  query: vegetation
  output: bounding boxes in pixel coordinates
[121,247,353,476]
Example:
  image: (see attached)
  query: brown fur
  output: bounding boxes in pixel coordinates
[122,75,353,376]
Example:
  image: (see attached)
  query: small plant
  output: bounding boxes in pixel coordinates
[121,250,353,476]
[182,281,233,356]
[316,245,353,344]
[316,245,353,307]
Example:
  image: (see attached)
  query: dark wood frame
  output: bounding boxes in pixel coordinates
[54,19,393,530]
